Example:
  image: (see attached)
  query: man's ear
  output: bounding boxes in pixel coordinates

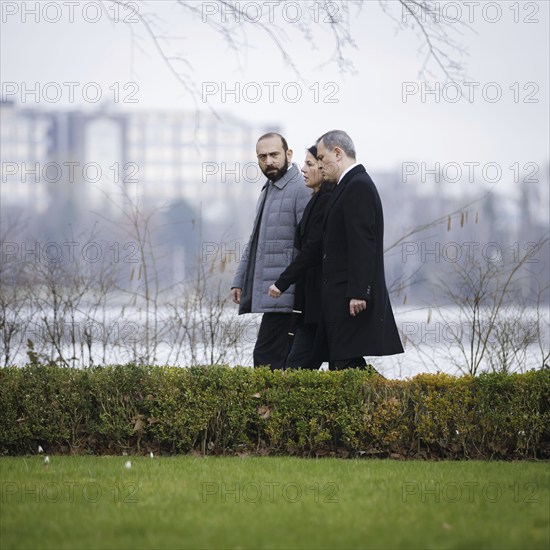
[286,148,293,163]
[334,146,343,160]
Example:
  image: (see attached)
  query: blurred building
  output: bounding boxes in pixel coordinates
[1,100,283,282]
[0,99,278,216]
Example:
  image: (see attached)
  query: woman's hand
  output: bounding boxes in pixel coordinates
[268,284,282,298]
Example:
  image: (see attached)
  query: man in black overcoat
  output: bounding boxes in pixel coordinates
[315,130,403,369]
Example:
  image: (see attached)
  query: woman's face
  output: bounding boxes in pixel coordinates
[301,151,323,192]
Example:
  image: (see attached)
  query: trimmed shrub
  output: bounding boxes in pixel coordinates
[0,364,548,458]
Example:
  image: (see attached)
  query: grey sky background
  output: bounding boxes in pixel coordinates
[1,0,549,195]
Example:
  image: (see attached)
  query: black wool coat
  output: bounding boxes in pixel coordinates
[274,187,334,325]
[318,164,404,359]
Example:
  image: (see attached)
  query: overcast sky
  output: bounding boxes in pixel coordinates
[1,0,549,196]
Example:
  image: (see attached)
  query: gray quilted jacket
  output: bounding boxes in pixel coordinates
[232,163,311,313]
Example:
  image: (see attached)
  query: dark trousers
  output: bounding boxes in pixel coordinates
[329,357,367,370]
[253,313,293,370]
[285,324,322,370]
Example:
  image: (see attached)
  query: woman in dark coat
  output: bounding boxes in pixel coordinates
[268,146,335,369]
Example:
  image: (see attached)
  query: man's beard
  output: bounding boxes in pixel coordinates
[262,157,289,182]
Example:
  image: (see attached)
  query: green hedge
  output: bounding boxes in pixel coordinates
[1,364,549,459]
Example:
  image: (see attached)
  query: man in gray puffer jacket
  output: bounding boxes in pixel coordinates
[231,133,311,370]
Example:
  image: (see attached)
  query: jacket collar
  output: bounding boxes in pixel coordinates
[323,164,366,221]
[338,164,365,187]
[337,162,360,185]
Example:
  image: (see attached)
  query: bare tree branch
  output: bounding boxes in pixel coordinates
[103,0,470,106]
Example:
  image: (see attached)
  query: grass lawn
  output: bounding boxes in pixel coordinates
[0,456,548,549]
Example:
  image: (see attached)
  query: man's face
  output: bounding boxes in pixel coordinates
[316,140,340,183]
[317,140,341,183]
[256,136,291,182]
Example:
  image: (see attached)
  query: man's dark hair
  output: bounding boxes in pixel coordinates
[316,130,356,159]
[257,132,289,153]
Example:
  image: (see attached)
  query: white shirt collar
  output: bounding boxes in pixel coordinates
[337,162,359,185]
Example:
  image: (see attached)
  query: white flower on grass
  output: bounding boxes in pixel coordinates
[38,445,44,453]
[149,452,154,459]
[44,456,50,464]
[124,461,132,469]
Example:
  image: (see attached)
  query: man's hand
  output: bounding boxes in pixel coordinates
[349,298,367,317]
[268,284,282,298]
[231,288,241,304]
